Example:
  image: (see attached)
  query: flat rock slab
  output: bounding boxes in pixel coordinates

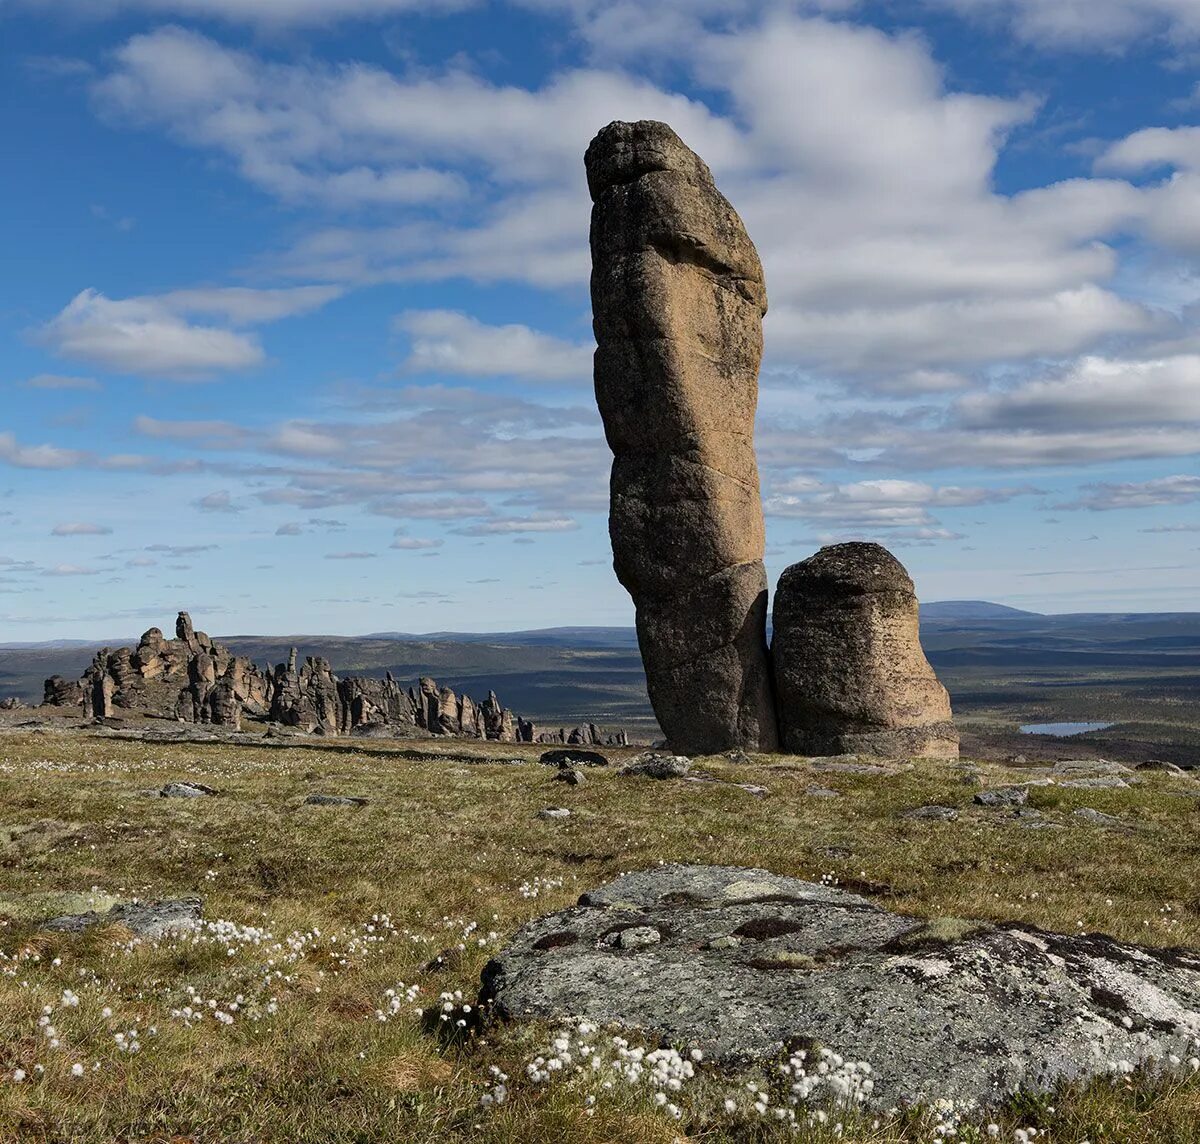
[900,805,959,822]
[44,896,202,939]
[1073,807,1124,827]
[481,863,1200,1111]
[303,794,368,807]
[974,786,1029,808]
[159,781,217,798]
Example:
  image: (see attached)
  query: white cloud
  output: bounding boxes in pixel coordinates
[397,310,591,382]
[927,0,1200,48]
[43,289,263,378]
[25,373,101,391]
[390,530,444,549]
[452,513,580,535]
[324,550,378,559]
[43,285,344,379]
[155,285,344,325]
[50,522,113,536]
[1064,474,1200,510]
[43,564,102,577]
[956,354,1200,429]
[0,432,87,470]
[134,415,250,444]
[765,478,1031,530]
[195,490,241,513]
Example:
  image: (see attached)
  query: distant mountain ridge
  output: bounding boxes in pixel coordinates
[921,601,1042,621]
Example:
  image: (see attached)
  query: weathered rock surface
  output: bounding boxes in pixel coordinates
[974,786,1029,808]
[482,864,1200,1110]
[45,896,202,939]
[159,781,216,798]
[772,543,958,759]
[588,119,777,756]
[620,751,691,779]
[900,804,959,822]
[43,675,84,707]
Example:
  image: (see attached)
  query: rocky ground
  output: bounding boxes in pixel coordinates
[0,719,1198,1142]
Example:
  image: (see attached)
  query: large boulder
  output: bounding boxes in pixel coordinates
[771,543,958,758]
[587,119,777,755]
[482,864,1200,1111]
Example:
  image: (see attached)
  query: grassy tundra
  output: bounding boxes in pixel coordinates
[0,725,1198,1142]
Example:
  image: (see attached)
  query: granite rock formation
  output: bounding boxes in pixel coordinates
[42,676,83,707]
[41,611,616,744]
[482,863,1200,1110]
[587,119,777,755]
[771,543,958,758]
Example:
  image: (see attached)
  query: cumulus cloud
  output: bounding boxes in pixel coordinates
[195,490,241,513]
[0,432,87,470]
[42,285,342,379]
[43,289,263,378]
[50,522,113,536]
[397,310,591,382]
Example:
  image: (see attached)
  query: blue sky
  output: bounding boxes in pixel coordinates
[2,0,1199,640]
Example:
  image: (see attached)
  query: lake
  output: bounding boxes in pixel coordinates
[1019,722,1113,737]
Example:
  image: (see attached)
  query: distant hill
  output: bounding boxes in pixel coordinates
[922,601,1042,621]
[362,626,641,648]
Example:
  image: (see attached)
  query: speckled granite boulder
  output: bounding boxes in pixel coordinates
[482,864,1200,1110]
[772,543,958,758]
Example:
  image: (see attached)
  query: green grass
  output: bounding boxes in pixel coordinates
[0,726,1198,1142]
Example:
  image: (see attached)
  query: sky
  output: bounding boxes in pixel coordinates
[1,0,1199,641]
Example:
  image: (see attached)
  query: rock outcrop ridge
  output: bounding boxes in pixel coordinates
[587,119,777,755]
[42,611,624,744]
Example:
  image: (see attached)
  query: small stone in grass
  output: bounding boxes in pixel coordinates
[900,805,959,822]
[974,786,1029,808]
[553,768,586,786]
[160,781,216,798]
[620,752,691,779]
[304,794,368,807]
[1073,807,1123,827]
[538,807,572,820]
[540,748,608,768]
[805,785,842,799]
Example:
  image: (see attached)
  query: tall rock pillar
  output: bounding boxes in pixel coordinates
[587,119,777,753]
